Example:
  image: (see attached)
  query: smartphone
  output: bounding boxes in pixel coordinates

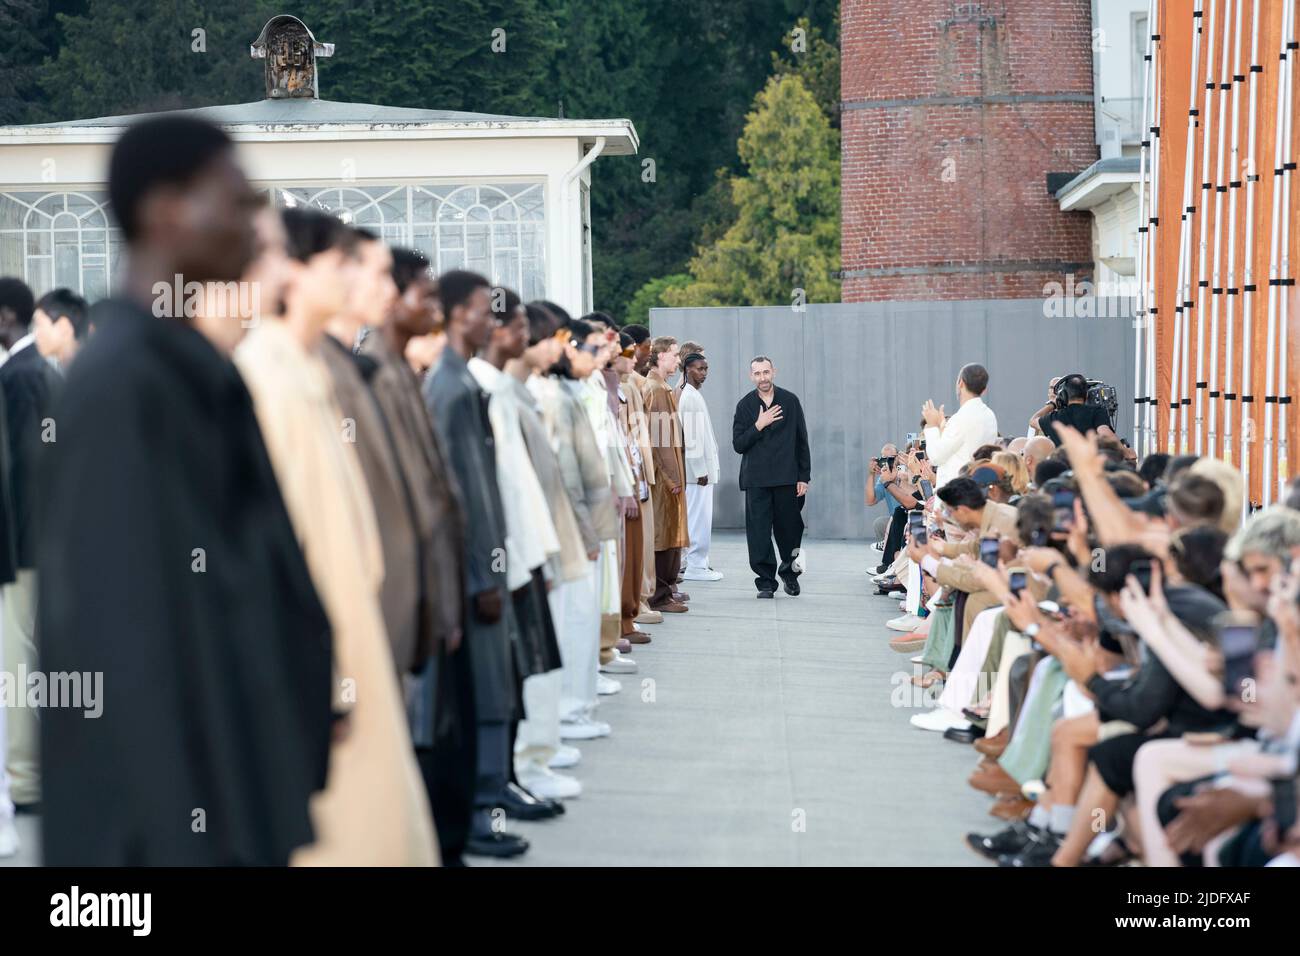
[1052,490,1076,530]
[905,432,919,445]
[919,479,934,499]
[876,456,896,471]
[1216,612,1260,700]
[1273,775,1298,834]
[915,448,927,460]
[979,536,1000,569]
[908,511,928,546]
[1008,567,1027,596]
[1130,558,1154,595]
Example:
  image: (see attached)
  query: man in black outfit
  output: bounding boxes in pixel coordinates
[732,356,810,598]
[1029,373,1115,445]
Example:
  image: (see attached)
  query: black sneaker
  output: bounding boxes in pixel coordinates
[757,589,775,599]
[782,577,800,596]
[965,821,1036,861]
[998,830,1061,867]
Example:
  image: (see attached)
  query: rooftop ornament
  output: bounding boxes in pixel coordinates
[250,15,334,100]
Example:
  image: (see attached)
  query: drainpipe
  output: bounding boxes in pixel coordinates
[560,136,606,314]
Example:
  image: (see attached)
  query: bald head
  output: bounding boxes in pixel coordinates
[1007,436,1027,456]
[1024,436,1055,478]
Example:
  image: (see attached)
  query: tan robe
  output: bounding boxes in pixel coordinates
[644,369,689,550]
[235,320,437,867]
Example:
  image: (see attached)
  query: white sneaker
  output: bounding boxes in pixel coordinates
[910,655,925,664]
[887,613,923,632]
[600,650,638,674]
[520,767,583,800]
[560,715,611,740]
[908,709,970,733]
[596,674,622,695]
[682,567,723,582]
[0,816,18,859]
[548,744,581,769]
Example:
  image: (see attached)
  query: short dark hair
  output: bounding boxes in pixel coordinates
[491,287,523,324]
[971,444,1002,463]
[1015,493,1054,547]
[959,363,989,396]
[535,299,572,324]
[1033,458,1070,487]
[282,207,356,263]
[623,323,650,344]
[1169,525,1228,599]
[566,319,595,341]
[1061,373,1089,401]
[1139,453,1171,487]
[390,248,431,294]
[618,331,634,351]
[581,310,616,331]
[750,355,773,368]
[36,288,90,340]
[0,278,35,330]
[682,352,706,369]
[1107,470,1147,499]
[936,477,987,511]
[1168,473,1226,527]
[439,270,491,319]
[1088,543,1155,593]
[108,116,234,242]
[350,226,380,243]
[524,303,559,345]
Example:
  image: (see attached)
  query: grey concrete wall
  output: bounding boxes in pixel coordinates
[650,299,1135,539]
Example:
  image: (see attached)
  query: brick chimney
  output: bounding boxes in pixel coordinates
[840,0,1098,301]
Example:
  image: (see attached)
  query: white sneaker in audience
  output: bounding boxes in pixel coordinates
[0,815,17,859]
[886,613,923,632]
[683,567,723,581]
[596,674,622,695]
[600,649,638,674]
[908,709,970,733]
[560,715,611,739]
[549,744,582,769]
[520,766,583,800]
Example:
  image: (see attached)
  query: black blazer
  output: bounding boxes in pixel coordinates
[0,344,58,569]
[731,385,811,490]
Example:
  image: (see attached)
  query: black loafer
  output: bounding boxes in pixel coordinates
[495,783,560,821]
[782,578,800,596]
[943,725,985,744]
[465,830,530,858]
[757,590,775,599]
[965,822,1036,861]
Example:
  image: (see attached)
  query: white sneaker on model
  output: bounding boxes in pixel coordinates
[548,744,582,769]
[886,613,923,632]
[908,709,970,733]
[682,567,723,581]
[520,767,583,800]
[0,815,18,859]
[596,674,622,695]
[559,715,611,740]
[600,650,638,674]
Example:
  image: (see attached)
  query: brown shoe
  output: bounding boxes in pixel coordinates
[973,728,1009,758]
[989,795,1033,821]
[968,762,1021,797]
[652,601,689,613]
[625,630,652,644]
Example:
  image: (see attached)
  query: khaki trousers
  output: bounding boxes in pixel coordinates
[640,487,656,608]
[3,570,39,805]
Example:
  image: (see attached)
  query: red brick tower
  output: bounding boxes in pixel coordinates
[840,0,1098,301]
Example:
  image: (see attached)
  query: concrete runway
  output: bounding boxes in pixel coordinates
[2,531,997,867]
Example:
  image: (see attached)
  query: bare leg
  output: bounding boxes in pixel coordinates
[1053,765,1118,867]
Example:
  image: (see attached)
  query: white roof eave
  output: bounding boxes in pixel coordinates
[1057,171,1139,212]
[0,118,639,154]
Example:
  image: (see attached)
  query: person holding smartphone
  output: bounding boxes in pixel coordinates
[867,444,918,572]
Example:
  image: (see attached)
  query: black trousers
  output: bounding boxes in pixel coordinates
[417,641,476,865]
[881,506,908,568]
[744,484,805,592]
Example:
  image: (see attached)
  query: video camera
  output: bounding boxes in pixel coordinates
[1052,373,1119,430]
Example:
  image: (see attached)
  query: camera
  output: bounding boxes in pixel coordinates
[1052,373,1120,430]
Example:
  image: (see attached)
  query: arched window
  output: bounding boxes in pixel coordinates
[0,190,121,300]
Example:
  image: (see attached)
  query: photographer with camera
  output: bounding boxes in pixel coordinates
[866,443,925,573]
[1030,373,1115,446]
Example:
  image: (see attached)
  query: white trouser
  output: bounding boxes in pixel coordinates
[0,589,10,822]
[937,606,1001,716]
[557,563,599,721]
[905,560,921,615]
[684,482,714,570]
[987,632,1032,737]
[514,586,565,777]
[2,572,37,806]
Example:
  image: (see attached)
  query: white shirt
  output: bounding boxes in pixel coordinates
[923,395,999,487]
[678,383,720,484]
[469,357,560,590]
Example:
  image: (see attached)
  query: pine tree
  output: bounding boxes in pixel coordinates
[663,73,840,307]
